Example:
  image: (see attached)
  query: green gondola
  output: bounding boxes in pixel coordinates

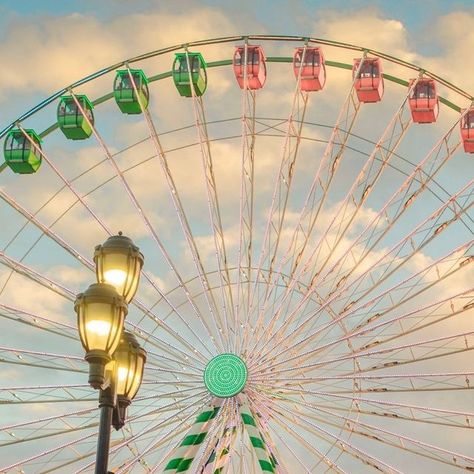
[4,129,42,174]
[57,95,94,140]
[114,69,149,114]
[172,52,207,97]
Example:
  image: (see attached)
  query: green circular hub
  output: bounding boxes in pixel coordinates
[204,354,248,398]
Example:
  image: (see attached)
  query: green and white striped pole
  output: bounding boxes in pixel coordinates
[202,425,237,474]
[239,402,275,473]
[163,403,220,473]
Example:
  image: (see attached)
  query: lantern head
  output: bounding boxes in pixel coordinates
[94,233,144,304]
[75,283,127,389]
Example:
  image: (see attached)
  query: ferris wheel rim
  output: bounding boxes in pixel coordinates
[1,33,473,142]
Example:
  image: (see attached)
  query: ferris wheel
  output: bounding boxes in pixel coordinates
[0,34,473,473]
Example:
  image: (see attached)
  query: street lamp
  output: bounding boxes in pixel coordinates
[112,331,147,430]
[75,234,146,474]
[75,283,127,389]
[94,231,144,304]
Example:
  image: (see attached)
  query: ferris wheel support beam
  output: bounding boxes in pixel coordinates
[68,91,220,359]
[200,424,236,474]
[160,401,220,473]
[248,55,367,356]
[113,395,214,474]
[125,65,227,354]
[239,399,277,473]
[191,400,234,473]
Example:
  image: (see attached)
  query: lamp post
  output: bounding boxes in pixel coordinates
[75,233,146,474]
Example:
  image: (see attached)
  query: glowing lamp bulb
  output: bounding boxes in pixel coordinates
[104,269,127,287]
[118,366,129,382]
[85,320,111,336]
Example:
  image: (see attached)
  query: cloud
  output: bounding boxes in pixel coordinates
[423,11,474,97]
[0,8,238,102]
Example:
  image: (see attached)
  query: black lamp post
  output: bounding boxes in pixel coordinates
[75,233,146,474]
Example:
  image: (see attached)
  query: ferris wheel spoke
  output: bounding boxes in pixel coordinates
[254,286,473,371]
[69,90,220,358]
[0,384,95,406]
[0,303,77,340]
[324,287,473,361]
[0,345,85,373]
[314,114,467,296]
[254,237,472,367]
[270,391,471,472]
[287,395,474,470]
[125,65,228,354]
[181,52,236,353]
[0,253,205,366]
[0,430,97,473]
[284,80,417,301]
[253,390,401,473]
[249,57,367,356]
[0,183,211,366]
[235,42,257,352]
[251,119,469,361]
[243,46,311,354]
[275,387,474,430]
[258,328,474,380]
[327,182,474,314]
[258,411,348,473]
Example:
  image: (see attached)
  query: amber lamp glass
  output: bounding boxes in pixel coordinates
[114,331,146,401]
[112,331,147,430]
[75,283,127,389]
[94,233,144,304]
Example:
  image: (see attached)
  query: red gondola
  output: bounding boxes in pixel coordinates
[460,107,474,153]
[353,58,384,103]
[233,45,266,90]
[409,79,439,123]
[293,47,326,92]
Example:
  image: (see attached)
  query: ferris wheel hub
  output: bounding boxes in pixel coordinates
[204,353,248,398]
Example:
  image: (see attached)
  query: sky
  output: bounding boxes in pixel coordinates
[0,0,473,472]
[0,0,472,123]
